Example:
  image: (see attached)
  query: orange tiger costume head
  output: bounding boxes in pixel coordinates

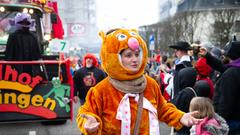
[99,28,148,81]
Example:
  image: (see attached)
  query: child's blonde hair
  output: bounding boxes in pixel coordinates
[189,97,215,119]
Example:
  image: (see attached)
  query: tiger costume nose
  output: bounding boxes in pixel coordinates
[128,37,139,50]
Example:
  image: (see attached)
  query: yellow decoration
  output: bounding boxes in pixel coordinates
[39,0,46,4]
[0,81,32,93]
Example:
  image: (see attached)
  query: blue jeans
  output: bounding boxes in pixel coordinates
[227,120,240,134]
[176,133,189,135]
[80,99,85,106]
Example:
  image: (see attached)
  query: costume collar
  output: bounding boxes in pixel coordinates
[176,55,191,65]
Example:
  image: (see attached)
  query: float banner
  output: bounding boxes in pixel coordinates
[0,65,70,122]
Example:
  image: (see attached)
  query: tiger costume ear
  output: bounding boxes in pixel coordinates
[98,31,106,41]
[130,29,138,34]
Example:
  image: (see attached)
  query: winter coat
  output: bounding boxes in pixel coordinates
[213,58,240,121]
[73,66,106,99]
[73,53,106,100]
[190,113,229,135]
[173,55,192,96]
[204,52,240,132]
[171,67,197,134]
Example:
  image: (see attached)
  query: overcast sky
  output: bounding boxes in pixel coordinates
[96,0,159,30]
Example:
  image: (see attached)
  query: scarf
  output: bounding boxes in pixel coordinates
[116,93,160,135]
[110,76,160,135]
[109,75,147,94]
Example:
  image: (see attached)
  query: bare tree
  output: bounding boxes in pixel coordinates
[139,11,204,53]
[184,11,201,43]
[153,11,201,53]
[210,9,239,47]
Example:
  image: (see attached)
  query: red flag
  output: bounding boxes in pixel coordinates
[51,1,64,39]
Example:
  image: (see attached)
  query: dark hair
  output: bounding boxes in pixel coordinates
[119,49,125,55]
[161,55,168,63]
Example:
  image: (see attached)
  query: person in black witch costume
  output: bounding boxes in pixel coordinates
[5,12,41,75]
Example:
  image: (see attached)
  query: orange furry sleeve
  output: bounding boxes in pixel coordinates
[76,87,103,135]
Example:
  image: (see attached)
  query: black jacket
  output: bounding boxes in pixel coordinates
[73,66,106,99]
[205,52,240,121]
[213,64,240,121]
[172,67,197,134]
[173,60,193,95]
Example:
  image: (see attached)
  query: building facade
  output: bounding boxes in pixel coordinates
[57,0,99,51]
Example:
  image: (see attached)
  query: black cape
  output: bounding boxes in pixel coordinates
[5,29,41,74]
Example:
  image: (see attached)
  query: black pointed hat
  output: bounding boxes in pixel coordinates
[169,41,192,51]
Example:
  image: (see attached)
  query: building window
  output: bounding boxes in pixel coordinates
[235,0,240,4]
[214,0,224,5]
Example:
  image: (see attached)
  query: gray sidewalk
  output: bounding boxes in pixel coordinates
[160,122,172,135]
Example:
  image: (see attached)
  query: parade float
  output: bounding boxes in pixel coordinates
[0,0,73,124]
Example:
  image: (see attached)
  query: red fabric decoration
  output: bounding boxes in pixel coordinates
[65,59,74,121]
[51,2,64,39]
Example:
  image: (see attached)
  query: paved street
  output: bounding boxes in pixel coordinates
[0,102,171,135]
[0,102,81,135]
